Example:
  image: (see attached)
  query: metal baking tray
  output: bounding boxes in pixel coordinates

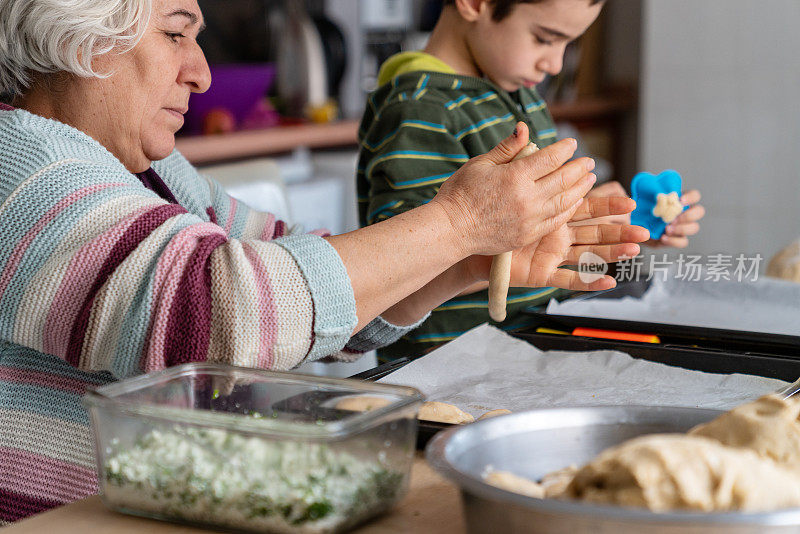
[426,405,800,533]
[523,279,800,357]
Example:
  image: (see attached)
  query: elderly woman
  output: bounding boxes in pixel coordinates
[0,0,647,523]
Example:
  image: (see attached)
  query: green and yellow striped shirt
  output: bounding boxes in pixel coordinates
[357,52,569,361]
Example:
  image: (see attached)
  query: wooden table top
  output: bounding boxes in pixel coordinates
[5,456,466,534]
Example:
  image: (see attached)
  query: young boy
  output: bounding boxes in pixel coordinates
[357,0,704,361]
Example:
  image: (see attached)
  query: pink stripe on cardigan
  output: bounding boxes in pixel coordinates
[43,204,154,357]
[144,222,226,371]
[241,242,278,368]
[66,204,187,367]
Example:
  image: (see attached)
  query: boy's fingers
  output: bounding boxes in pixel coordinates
[571,196,637,222]
[570,224,650,246]
[666,222,701,237]
[681,190,701,206]
[674,204,706,224]
[482,122,530,165]
[547,269,617,292]
[659,235,689,248]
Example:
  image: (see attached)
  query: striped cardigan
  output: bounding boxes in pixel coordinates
[0,107,412,523]
[356,57,569,361]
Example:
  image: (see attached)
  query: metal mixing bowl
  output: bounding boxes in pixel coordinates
[426,406,800,533]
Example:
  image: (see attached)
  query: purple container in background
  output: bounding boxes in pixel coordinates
[182,63,276,135]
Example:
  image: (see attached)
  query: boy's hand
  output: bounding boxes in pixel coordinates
[650,190,705,248]
[430,123,596,258]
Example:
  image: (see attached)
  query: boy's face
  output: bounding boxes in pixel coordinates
[466,0,603,92]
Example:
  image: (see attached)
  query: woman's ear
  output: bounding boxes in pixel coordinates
[453,0,490,22]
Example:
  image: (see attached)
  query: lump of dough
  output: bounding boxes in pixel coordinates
[652,191,683,223]
[418,401,474,424]
[539,465,578,498]
[689,393,800,473]
[335,395,392,412]
[767,239,800,282]
[484,470,545,499]
[478,409,512,420]
[563,434,800,512]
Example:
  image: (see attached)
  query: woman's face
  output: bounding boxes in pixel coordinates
[72,0,211,172]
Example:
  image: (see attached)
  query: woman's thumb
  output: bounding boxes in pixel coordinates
[481,122,530,165]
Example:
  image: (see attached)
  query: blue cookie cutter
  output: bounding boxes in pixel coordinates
[630,170,687,240]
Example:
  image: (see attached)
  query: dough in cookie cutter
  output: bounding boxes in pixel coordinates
[630,170,687,239]
[653,191,683,223]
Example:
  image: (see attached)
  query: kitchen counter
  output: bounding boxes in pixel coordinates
[4,455,466,534]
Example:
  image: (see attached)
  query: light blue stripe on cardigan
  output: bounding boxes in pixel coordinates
[0,381,93,424]
[274,234,357,361]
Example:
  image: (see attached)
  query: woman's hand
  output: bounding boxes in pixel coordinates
[649,190,705,248]
[580,181,631,226]
[583,181,705,249]
[463,197,650,292]
[430,122,597,258]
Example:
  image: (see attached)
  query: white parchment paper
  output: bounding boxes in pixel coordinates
[379,324,788,418]
[546,274,800,336]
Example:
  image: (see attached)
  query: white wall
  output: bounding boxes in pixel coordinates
[641,0,800,261]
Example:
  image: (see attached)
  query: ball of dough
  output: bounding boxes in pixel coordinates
[767,239,800,282]
[564,434,800,512]
[335,395,392,412]
[478,409,512,420]
[418,401,474,424]
[689,393,800,473]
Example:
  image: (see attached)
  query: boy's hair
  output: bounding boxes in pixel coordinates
[443,0,604,22]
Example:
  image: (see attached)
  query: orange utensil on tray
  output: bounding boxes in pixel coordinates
[488,141,539,322]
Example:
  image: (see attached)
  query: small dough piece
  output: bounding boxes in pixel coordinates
[418,401,475,424]
[767,239,800,282]
[539,465,578,498]
[478,409,512,420]
[335,395,392,412]
[484,470,545,499]
[652,191,683,223]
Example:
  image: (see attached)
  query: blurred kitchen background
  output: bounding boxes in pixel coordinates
[177,0,800,374]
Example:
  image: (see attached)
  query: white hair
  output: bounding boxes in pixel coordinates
[0,0,152,96]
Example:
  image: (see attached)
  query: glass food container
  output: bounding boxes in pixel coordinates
[83,362,423,533]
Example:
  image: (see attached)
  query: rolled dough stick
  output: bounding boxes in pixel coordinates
[418,401,475,424]
[488,141,539,322]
